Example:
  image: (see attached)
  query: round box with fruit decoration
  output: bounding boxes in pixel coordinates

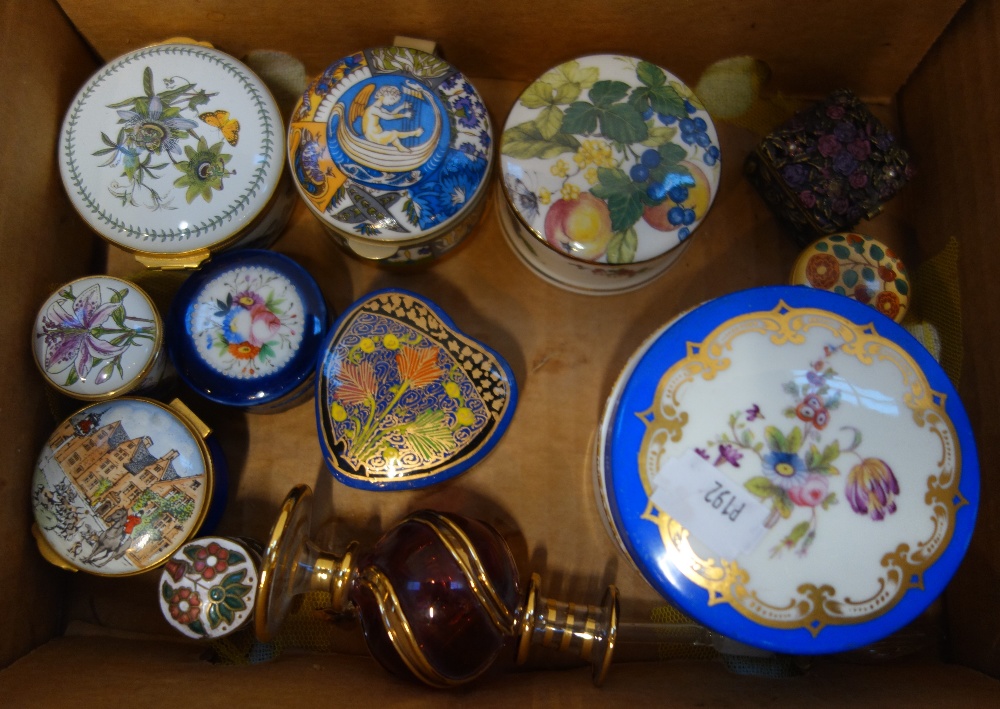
[497,54,721,295]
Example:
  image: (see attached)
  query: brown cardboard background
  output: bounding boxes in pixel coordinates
[2,0,999,702]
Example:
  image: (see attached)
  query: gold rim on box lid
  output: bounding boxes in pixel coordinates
[31,397,218,577]
[59,42,286,267]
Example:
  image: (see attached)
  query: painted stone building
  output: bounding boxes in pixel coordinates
[46,413,204,567]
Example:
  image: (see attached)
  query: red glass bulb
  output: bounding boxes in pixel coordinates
[351,511,520,687]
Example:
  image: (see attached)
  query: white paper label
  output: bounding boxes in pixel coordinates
[650,450,771,559]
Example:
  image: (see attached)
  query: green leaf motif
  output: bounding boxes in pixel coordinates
[535,105,565,140]
[842,269,859,287]
[501,122,581,159]
[606,227,638,264]
[405,409,457,459]
[259,343,276,361]
[861,267,875,282]
[869,243,885,261]
[222,570,247,588]
[764,425,787,452]
[142,66,154,98]
[641,125,678,147]
[224,594,249,611]
[606,191,645,233]
[896,278,909,296]
[787,521,811,543]
[520,80,556,109]
[589,80,630,106]
[562,101,599,134]
[590,167,632,198]
[773,490,794,518]
[161,581,174,603]
[65,368,79,386]
[657,142,688,166]
[648,84,686,117]
[189,620,207,637]
[815,241,829,252]
[208,604,221,629]
[832,244,851,259]
[158,82,195,107]
[541,61,600,94]
[637,61,666,88]
[745,476,779,499]
[599,103,648,144]
[821,493,838,510]
[552,81,582,104]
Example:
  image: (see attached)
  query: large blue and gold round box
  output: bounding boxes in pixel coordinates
[595,285,978,654]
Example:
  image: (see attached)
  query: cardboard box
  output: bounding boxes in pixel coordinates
[2,0,998,703]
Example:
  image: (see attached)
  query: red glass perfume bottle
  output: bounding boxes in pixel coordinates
[255,485,620,687]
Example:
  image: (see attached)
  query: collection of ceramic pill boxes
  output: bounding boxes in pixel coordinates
[30,39,979,682]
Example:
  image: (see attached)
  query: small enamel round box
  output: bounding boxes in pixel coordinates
[33,275,167,400]
[59,41,293,269]
[167,249,328,412]
[791,232,910,323]
[316,289,518,490]
[498,54,721,294]
[288,46,494,265]
[32,397,227,577]
[159,536,260,640]
[595,286,978,654]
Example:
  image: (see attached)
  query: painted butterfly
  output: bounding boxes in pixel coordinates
[200,110,240,146]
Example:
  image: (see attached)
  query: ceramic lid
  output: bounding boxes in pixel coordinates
[791,232,910,322]
[598,286,978,654]
[59,43,285,263]
[32,398,216,576]
[316,289,517,490]
[167,249,327,408]
[159,536,259,639]
[499,55,721,266]
[33,276,163,400]
[288,47,493,255]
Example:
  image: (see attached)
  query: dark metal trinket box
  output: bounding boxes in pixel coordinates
[744,89,913,244]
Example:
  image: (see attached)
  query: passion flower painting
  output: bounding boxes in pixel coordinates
[187,266,304,379]
[92,65,237,209]
[696,343,900,558]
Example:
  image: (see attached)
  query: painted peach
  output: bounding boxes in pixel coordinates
[642,161,713,232]
[544,192,613,259]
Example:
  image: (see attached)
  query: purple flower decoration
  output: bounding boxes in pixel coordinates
[817,134,842,158]
[806,370,825,387]
[695,448,710,461]
[781,163,809,187]
[39,285,129,380]
[847,139,872,161]
[826,105,846,120]
[116,96,198,155]
[745,404,763,421]
[832,152,858,176]
[848,172,869,189]
[833,121,857,143]
[832,197,850,215]
[714,444,742,468]
[453,96,479,129]
[846,458,900,520]
[798,190,817,208]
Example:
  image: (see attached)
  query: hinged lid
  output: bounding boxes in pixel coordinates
[499,54,721,266]
[33,275,163,400]
[59,42,285,265]
[167,249,327,408]
[288,47,493,251]
[32,398,217,576]
[597,286,978,654]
